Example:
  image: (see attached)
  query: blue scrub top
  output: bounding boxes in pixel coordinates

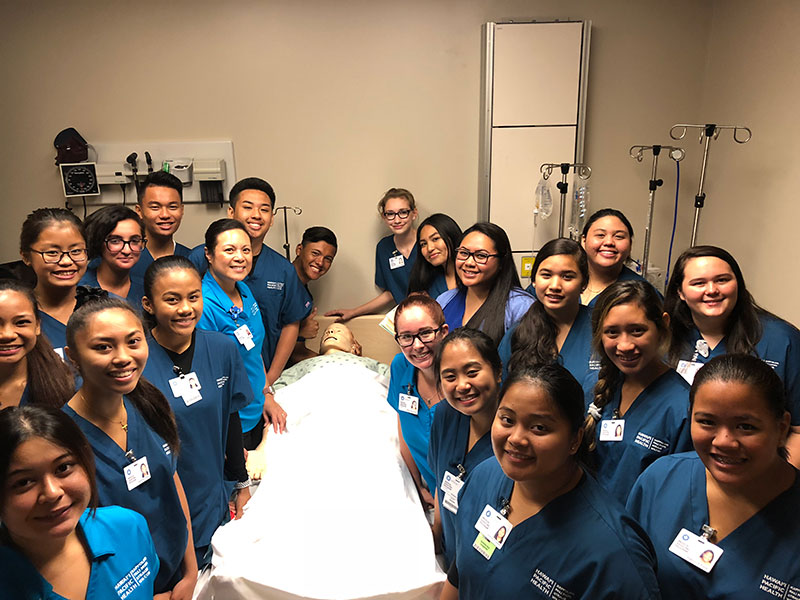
[0,506,159,600]
[427,272,449,300]
[197,271,266,433]
[79,265,146,311]
[628,453,800,600]
[143,329,253,548]
[62,400,187,593]
[452,458,660,599]
[675,314,800,425]
[427,400,494,566]
[190,243,312,369]
[591,369,692,504]
[437,287,534,336]
[376,234,418,304]
[40,311,68,358]
[387,352,440,492]
[129,242,192,289]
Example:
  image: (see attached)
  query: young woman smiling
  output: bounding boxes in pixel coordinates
[408,213,462,298]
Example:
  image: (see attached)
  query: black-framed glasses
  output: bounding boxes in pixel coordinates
[29,248,88,264]
[383,209,412,221]
[455,247,500,265]
[395,326,443,347]
[104,236,147,253]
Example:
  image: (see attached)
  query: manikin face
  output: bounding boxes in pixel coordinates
[137,185,184,240]
[319,323,358,355]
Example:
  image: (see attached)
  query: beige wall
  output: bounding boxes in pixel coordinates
[12,0,790,320]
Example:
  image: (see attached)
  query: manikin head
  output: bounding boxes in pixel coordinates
[319,323,361,356]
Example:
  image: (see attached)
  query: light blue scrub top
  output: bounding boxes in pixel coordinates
[129,242,192,288]
[451,458,660,599]
[0,506,159,600]
[63,400,187,593]
[79,265,146,310]
[387,352,440,492]
[591,369,692,503]
[197,271,266,433]
[437,287,534,337]
[427,400,494,566]
[376,234,418,304]
[143,329,253,548]
[628,453,800,600]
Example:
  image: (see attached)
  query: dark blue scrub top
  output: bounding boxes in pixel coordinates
[375,234,417,304]
[40,311,68,358]
[79,265,146,311]
[190,243,312,369]
[63,399,187,593]
[143,329,253,548]
[592,369,692,504]
[628,453,800,600]
[452,458,660,600]
[129,242,192,289]
[387,352,440,492]
[427,400,493,566]
[427,272,449,300]
[0,506,159,600]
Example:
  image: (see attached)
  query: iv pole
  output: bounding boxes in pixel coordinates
[540,162,592,238]
[629,144,685,279]
[669,123,752,246]
[274,206,302,260]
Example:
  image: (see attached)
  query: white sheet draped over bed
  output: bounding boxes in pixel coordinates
[194,361,445,600]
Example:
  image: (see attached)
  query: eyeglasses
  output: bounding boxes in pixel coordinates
[455,248,500,265]
[383,209,412,221]
[395,326,442,347]
[104,236,146,253]
[29,248,88,264]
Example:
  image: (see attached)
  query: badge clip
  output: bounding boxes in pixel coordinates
[499,496,510,517]
[700,524,716,540]
[456,463,466,479]
[125,449,137,463]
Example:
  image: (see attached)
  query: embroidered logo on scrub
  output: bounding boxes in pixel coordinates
[216,376,229,389]
[114,556,152,599]
[633,432,669,453]
[530,568,575,599]
[266,281,284,290]
[759,573,799,598]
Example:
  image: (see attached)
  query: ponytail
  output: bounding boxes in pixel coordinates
[508,301,559,372]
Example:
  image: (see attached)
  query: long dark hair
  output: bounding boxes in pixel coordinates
[0,280,75,408]
[581,208,634,239]
[434,327,503,388]
[66,297,180,453]
[458,223,521,346]
[664,246,775,365]
[509,238,588,372]
[584,280,668,450]
[408,213,462,295]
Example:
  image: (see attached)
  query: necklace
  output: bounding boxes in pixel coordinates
[77,392,128,432]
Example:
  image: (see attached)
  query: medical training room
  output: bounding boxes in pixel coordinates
[1,1,798,598]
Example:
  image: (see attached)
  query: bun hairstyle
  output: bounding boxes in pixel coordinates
[66,295,180,453]
[377,188,416,214]
[0,279,74,409]
[584,280,668,450]
[20,207,85,254]
[408,213,462,295]
[204,218,249,254]
[395,292,446,328]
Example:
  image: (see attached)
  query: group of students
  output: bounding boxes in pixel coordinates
[0,180,798,599]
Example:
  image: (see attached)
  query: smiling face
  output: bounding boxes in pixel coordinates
[142,268,203,339]
[418,224,448,268]
[295,240,336,283]
[229,189,274,242]
[381,196,417,236]
[23,222,88,290]
[678,256,739,326]
[438,339,500,418]
[68,308,148,395]
[533,254,584,317]
[1,437,91,547]
[455,232,500,289]
[691,379,790,488]
[206,229,252,285]
[600,302,666,376]
[582,216,632,271]
[394,305,447,370]
[0,290,40,366]
[319,323,357,354]
[137,185,184,241]
[101,219,144,273]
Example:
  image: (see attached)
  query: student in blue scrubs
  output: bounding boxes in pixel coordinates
[63,296,197,598]
[441,363,660,599]
[0,406,159,600]
[584,280,692,503]
[79,205,147,308]
[20,207,88,357]
[326,187,419,320]
[189,177,311,395]
[0,280,74,409]
[665,245,800,467]
[141,256,254,566]
[437,223,534,346]
[429,328,501,565]
[130,170,192,288]
[627,354,799,600]
[499,238,594,390]
[196,219,286,451]
[408,213,462,299]
[388,293,449,506]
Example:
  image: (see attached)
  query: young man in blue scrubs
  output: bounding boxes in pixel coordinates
[290,226,338,364]
[131,170,192,286]
[190,177,312,391]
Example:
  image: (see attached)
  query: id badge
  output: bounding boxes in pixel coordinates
[234,324,256,350]
[669,528,723,573]
[472,532,496,560]
[168,373,203,405]
[443,491,459,514]
[124,456,151,491]
[474,504,513,550]
[388,255,405,270]
[599,419,625,442]
[441,471,465,495]
[677,360,704,384]
[398,393,419,415]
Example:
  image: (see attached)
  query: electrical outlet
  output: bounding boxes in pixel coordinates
[520,256,535,278]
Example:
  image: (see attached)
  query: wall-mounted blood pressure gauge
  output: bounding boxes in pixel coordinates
[59,162,100,197]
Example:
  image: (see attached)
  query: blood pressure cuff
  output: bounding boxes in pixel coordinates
[54,127,88,164]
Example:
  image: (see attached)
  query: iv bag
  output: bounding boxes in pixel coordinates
[569,181,590,239]
[534,177,553,219]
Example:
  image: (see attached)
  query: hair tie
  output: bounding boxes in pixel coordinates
[587,402,603,421]
[75,286,108,310]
